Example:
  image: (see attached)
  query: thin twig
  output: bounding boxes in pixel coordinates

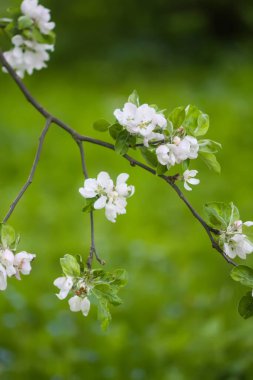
[0,52,236,266]
[76,141,105,268]
[2,117,52,223]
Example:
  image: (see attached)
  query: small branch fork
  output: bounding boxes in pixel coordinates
[0,51,237,267]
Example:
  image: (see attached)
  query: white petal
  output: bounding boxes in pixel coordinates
[97,172,111,187]
[81,297,90,316]
[244,221,253,227]
[94,195,107,209]
[184,181,192,191]
[68,296,82,312]
[116,173,129,185]
[188,178,200,185]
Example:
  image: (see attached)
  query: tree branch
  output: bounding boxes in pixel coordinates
[2,117,52,223]
[0,51,236,266]
[76,141,105,268]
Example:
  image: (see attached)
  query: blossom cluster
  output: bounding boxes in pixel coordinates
[54,275,91,317]
[0,248,35,290]
[3,0,55,78]
[114,102,167,147]
[112,95,213,192]
[79,172,135,222]
[223,220,253,260]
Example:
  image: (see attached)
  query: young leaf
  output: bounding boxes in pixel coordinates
[93,119,110,132]
[60,254,80,277]
[199,151,221,173]
[230,265,253,288]
[156,163,168,175]
[111,269,128,287]
[140,147,158,168]
[195,113,209,136]
[204,202,239,229]
[18,15,33,30]
[183,105,209,137]
[169,106,185,129]
[181,159,190,172]
[109,123,123,140]
[128,90,139,106]
[238,291,253,319]
[0,224,16,249]
[198,139,222,154]
[115,130,129,155]
[82,197,97,213]
[91,290,112,330]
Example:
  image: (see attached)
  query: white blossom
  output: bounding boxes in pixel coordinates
[156,135,199,168]
[14,251,36,279]
[0,264,7,291]
[68,295,91,317]
[224,234,253,259]
[183,170,200,191]
[53,276,73,300]
[3,35,54,78]
[79,172,134,223]
[0,249,16,277]
[114,102,167,138]
[21,0,55,35]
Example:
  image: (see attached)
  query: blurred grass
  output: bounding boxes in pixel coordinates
[1,58,253,379]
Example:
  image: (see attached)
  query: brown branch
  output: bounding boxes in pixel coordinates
[0,51,236,266]
[2,117,52,223]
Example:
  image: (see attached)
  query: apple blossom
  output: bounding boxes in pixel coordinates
[183,169,200,191]
[0,264,7,291]
[14,251,36,279]
[114,102,167,139]
[68,295,91,317]
[53,276,73,300]
[21,0,55,35]
[3,35,54,78]
[156,135,199,168]
[224,234,253,259]
[79,172,134,222]
[0,249,16,277]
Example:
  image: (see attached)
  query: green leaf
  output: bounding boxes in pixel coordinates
[199,151,221,173]
[111,269,128,287]
[181,159,190,171]
[109,123,123,140]
[23,27,55,44]
[0,224,16,249]
[140,147,158,168]
[18,15,33,30]
[115,130,129,155]
[183,105,209,137]
[169,106,185,129]
[82,197,97,213]
[91,290,112,330]
[198,139,222,154]
[238,291,253,319]
[93,119,110,132]
[60,254,80,277]
[204,202,239,229]
[195,113,209,136]
[128,90,139,106]
[231,265,253,288]
[76,254,84,273]
[156,163,168,175]
[94,284,123,306]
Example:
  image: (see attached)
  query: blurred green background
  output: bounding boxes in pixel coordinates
[1,0,253,379]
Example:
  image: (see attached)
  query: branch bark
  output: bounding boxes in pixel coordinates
[0,51,236,266]
[2,117,51,223]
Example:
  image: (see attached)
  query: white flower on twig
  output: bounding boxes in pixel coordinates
[183,169,200,191]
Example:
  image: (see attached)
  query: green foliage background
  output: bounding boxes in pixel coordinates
[1,0,253,379]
